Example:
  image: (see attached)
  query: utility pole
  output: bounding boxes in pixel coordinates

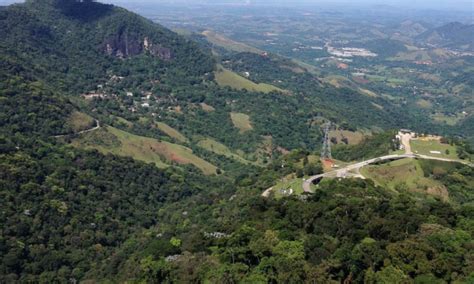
[321,122,332,160]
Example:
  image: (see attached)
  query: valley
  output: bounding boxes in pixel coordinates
[0,0,473,283]
[150,4,474,143]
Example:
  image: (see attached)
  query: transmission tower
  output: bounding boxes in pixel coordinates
[321,122,332,160]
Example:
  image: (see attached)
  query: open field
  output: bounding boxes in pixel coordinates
[156,122,188,143]
[411,139,459,159]
[71,126,217,175]
[272,176,306,199]
[197,138,254,164]
[159,141,217,175]
[215,67,284,94]
[67,111,95,132]
[329,130,365,145]
[416,99,433,109]
[360,158,447,200]
[292,154,323,169]
[202,30,263,54]
[230,112,253,133]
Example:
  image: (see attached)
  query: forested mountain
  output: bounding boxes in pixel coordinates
[1,0,214,92]
[3,0,464,156]
[1,0,473,282]
[417,22,474,51]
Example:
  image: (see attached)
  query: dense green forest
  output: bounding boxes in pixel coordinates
[1,0,473,282]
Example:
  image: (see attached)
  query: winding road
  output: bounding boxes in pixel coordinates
[262,132,473,198]
[302,154,473,193]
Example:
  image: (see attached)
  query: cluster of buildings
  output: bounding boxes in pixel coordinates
[327,46,377,58]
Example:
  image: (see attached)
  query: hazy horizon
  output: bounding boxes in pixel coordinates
[0,0,472,11]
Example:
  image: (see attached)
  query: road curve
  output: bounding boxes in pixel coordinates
[302,154,473,193]
[54,119,100,138]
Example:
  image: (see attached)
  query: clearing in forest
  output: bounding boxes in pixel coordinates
[156,122,188,143]
[359,88,378,97]
[67,111,95,132]
[197,138,254,165]
[411,139,459,159]
[215,67,285,94]
[230,112,253,133]
[329,130,365,145]
[272,176,305,199]
[360,158,448,200]
[70,126,217,175]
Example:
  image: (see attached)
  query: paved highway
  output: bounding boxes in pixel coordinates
[302,154,473,193]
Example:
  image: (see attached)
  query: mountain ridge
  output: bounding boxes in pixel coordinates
[417,21,474,51]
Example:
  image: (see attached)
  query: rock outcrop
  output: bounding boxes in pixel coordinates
[143,37,172,60]
[102,33,172,60]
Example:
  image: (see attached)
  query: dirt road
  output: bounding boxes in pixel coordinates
[399,132,413,154]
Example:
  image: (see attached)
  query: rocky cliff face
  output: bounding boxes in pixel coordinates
[103,33,172,60]
[143,37,172,60]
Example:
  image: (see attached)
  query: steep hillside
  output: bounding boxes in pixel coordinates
[0,0,225,173]
[70,126,218,175]
[0,0,214,93]
[1,1,473,283]
[221,52,437,132]
[0,0,449,158]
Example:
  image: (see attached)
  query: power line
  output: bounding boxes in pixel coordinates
[321,122,332,160]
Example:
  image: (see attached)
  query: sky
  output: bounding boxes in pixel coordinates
[0,0,472,11]
[108,0,472,10]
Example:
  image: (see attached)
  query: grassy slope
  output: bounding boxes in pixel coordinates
[329,130,365,145]
[411,139,459,159]
[156,122,188,143]
[71,126,217,175]
[197,138,255,165]
[215,67,284,94]
[360,158,446,198]
[230,112,253,133]
[359,88,379,98]
[112,116,134,128]
[67,111,95,132]
[323,75,358,89]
